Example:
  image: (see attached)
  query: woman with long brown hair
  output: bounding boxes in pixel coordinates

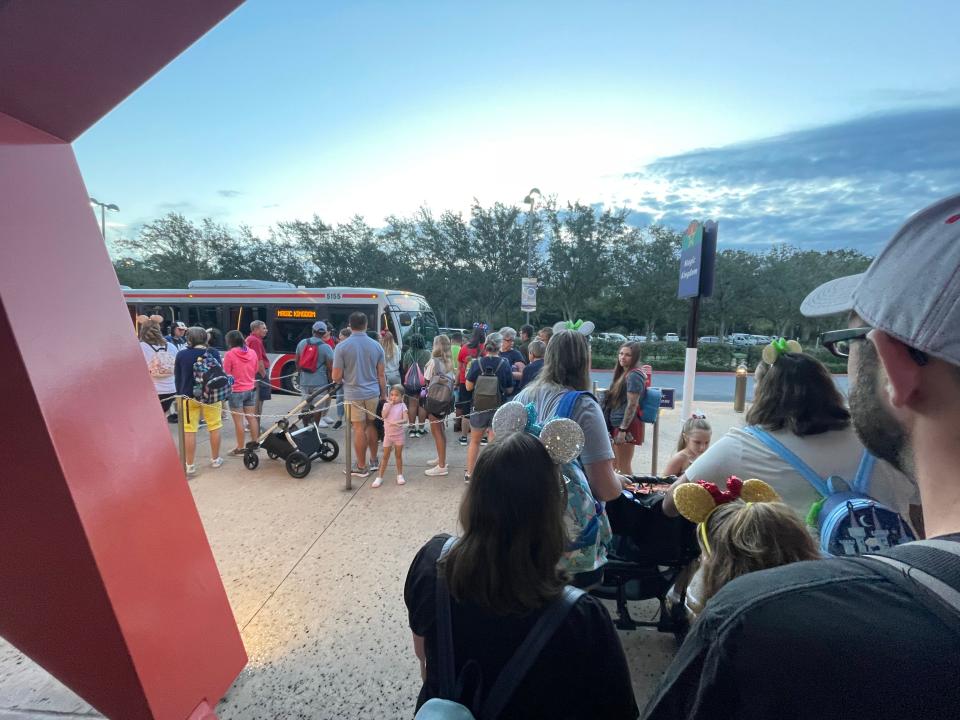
[404,432,637,718]
[663,347,918,526]
[602,341,646,473]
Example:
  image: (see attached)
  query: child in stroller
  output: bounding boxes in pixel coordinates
[243,382,341,478]
[589,475,701,641]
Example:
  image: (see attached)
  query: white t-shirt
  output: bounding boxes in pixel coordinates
[140,340,179,394]
[684,425,920,524]
[424,357,455,383]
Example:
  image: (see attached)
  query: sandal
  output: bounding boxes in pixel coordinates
[229,447,245,456]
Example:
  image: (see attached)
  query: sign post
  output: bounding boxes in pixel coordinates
[677,220,717,421]
[521,277,537,323]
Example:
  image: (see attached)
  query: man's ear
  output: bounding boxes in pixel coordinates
[870,330,923,409]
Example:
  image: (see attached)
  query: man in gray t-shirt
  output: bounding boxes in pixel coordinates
[332,312,386,477]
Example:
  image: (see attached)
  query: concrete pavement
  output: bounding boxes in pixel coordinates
[0,395,748,720]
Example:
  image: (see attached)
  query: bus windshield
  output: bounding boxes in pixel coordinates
[387,293,439,345]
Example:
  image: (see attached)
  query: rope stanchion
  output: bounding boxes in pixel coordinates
[344,402,352,491]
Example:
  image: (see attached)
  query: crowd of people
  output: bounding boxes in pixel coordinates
[402,194,960,719]
[132,195,960,719]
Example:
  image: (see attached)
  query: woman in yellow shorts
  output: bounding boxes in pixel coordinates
[173,326,225,476]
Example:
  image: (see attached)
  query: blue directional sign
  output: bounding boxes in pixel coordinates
[659,388,675,409]
[678,221,704,298]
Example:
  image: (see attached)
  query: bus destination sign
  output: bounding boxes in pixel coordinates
[276,308,317,319]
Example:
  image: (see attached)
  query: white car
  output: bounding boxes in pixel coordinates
[664,333,680,342]
[597,332,629,343]
[750,335,771,345]
[727,333,753,346]
[698,336,720,344]
[628,334,647,343]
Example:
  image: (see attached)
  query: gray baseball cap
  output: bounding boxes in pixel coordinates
[800,193,960,365]
[312,320,328,333]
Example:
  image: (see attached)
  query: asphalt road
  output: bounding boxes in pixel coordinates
[590,370,849,402]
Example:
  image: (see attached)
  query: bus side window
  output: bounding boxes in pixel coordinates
[273,320,312,353]
[187,305,225,348]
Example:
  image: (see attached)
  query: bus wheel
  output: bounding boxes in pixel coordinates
[281,362,300,393]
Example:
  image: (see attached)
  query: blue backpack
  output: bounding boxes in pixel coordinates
[742,426,915,556]
[552,390,613,574]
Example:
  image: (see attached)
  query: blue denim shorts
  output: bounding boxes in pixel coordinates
[228,388,257,409]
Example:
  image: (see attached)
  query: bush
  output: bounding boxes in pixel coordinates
[589,340,846,373]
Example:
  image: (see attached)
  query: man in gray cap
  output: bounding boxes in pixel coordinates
[296,321,335,427]
[644,194,960,719]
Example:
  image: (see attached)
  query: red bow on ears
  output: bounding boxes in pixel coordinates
[696,476,743,505]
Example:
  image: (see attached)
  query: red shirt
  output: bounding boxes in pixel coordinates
[245,334,268,375]
[457,344,483,385]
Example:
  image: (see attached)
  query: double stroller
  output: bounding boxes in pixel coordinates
[589,476,701,641]
[243,383,340,478]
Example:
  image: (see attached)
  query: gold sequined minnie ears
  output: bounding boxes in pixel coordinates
[761,337,802,365]
[674,476,781,553]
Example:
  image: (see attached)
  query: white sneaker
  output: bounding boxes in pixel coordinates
[371,476,383,488]
[210,457,224,468]
[185,464,196,477]
[397,474,406,485]
[317,418,330,428]
[425,465,449,477]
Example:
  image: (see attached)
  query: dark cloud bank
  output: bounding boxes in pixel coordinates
[621,106,960,251]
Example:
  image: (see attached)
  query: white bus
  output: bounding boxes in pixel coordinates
[123,279,439,391]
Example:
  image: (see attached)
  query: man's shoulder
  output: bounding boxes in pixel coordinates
[700,557,914,637]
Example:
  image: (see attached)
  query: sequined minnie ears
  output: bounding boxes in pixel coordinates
[674,476,781,524]
[491,401,584,464]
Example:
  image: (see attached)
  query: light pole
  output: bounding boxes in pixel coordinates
[523,188,541,325]
[89,197,119,240]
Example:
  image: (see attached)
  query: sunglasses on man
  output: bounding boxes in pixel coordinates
[819,326,928,366]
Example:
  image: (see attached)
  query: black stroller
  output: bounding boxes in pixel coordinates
[243,383,340,478]
[589,476,700,641]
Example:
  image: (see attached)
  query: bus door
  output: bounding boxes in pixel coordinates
[325,303,378,339]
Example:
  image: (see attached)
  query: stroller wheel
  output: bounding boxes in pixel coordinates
[267,450,280,460]
[243,451,260,470]
[318,438,339,462]
[286,451,311,479]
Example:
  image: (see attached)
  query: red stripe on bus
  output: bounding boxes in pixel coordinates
[125,293,334,299]
[270,354,296,388]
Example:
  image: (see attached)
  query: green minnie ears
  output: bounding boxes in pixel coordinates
[552,319,596,336]
[761,337,803,364]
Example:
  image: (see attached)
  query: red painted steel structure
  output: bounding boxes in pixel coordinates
[0,2,247,718]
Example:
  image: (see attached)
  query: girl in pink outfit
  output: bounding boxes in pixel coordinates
[374,385,407,488]
[223,330,260,455]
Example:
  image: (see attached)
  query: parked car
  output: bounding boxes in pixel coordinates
[698,336,720,344]
[727,333,753,346]
[628,334,647,343]
[664,333,680,342]
[749,334,772,345]
[597,332,629,343]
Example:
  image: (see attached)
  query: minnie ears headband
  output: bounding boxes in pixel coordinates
[552,319,595,336]
[673,476,781,525]
[473,322,489,331]
[491,401,584,465]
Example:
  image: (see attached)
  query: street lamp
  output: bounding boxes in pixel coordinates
[523,188,541,324]
[89,197,119,240]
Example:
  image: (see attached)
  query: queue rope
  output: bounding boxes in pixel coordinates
[170,391,498,426]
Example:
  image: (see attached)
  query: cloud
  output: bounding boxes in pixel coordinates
[617,106,960,251]
[156,200,195,211]
[262,203,281,208]
[217,189,244,198]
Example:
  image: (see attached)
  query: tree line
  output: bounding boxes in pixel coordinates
[112,199,871,342]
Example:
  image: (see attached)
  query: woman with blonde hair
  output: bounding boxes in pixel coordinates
[424,334,456,477]
[139,321,179,420]
[380,329,401,387]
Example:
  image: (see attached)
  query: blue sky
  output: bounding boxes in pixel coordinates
[75,0,960,252]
